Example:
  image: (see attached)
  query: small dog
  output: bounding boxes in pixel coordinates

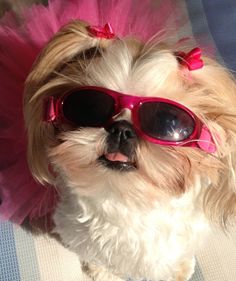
[23,18,236,281]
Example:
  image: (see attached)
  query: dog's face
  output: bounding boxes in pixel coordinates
[24,21,236,224]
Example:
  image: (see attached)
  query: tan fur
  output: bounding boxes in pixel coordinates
[24,20,236,226]
[24,20,236,280]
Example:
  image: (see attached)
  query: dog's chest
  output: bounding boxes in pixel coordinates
[53,190,208,280]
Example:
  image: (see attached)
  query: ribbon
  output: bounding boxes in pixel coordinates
[87,23,115,39]
[177,47,204,71]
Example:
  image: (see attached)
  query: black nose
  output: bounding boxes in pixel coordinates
[106,120,136,144]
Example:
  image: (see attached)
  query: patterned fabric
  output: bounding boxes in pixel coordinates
[0,221,83,281]
[1,1,236,280]
[1,221,236,281]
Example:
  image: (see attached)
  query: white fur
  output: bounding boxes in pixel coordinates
[53,176,209,281]
[24,22,236,281]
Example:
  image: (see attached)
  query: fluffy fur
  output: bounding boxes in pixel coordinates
[24,20,236,281]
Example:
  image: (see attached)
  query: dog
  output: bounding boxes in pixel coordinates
[23,17,236,281]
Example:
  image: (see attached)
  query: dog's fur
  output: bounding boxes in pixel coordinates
[24,21,236,281]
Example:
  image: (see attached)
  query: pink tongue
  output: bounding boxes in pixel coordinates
[105,152,129,162]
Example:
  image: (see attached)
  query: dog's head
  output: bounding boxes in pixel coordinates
[24,20,236,226]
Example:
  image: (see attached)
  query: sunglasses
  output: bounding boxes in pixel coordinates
[45,86,216,153]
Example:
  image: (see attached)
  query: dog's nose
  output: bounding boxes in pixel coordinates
[106,120,136,144]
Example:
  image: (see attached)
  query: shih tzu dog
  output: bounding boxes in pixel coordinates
[23,19,236,281]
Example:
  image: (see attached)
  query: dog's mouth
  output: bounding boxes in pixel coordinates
[98,152,137,171]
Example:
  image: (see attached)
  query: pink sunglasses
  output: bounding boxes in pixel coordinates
[45,86,216,153]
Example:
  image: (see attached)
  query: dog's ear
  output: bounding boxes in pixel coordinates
[203,150,236,228]
[203,139,236,228]
[24,20,103,91]
[195,60,236,228]
[23,20,109,185]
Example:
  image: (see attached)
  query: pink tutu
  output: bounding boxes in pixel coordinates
[0,0,184,224]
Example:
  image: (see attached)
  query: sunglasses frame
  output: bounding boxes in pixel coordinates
[46,86,206,149]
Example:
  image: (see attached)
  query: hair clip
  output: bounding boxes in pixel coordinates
[176,47,204,71]
[87,22,115,39]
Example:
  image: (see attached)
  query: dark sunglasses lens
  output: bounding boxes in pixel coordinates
[63,89,115,127]
[139,102,195,142]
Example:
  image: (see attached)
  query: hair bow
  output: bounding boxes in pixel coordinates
[87,23,115,39]
[177,47,204,71]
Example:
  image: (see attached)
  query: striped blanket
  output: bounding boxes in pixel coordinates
[1,0,236,280]
[1,221,236,281]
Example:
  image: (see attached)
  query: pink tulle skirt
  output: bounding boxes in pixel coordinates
[0,0,183,224]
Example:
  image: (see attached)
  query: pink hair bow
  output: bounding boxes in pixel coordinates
[87,23,115,39]
[177,47,204,71]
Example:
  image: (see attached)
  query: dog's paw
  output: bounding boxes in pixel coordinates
[81,262,124,281]
[172,257,196,281]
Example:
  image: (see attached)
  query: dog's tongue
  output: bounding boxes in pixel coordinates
[105,152,129,162]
